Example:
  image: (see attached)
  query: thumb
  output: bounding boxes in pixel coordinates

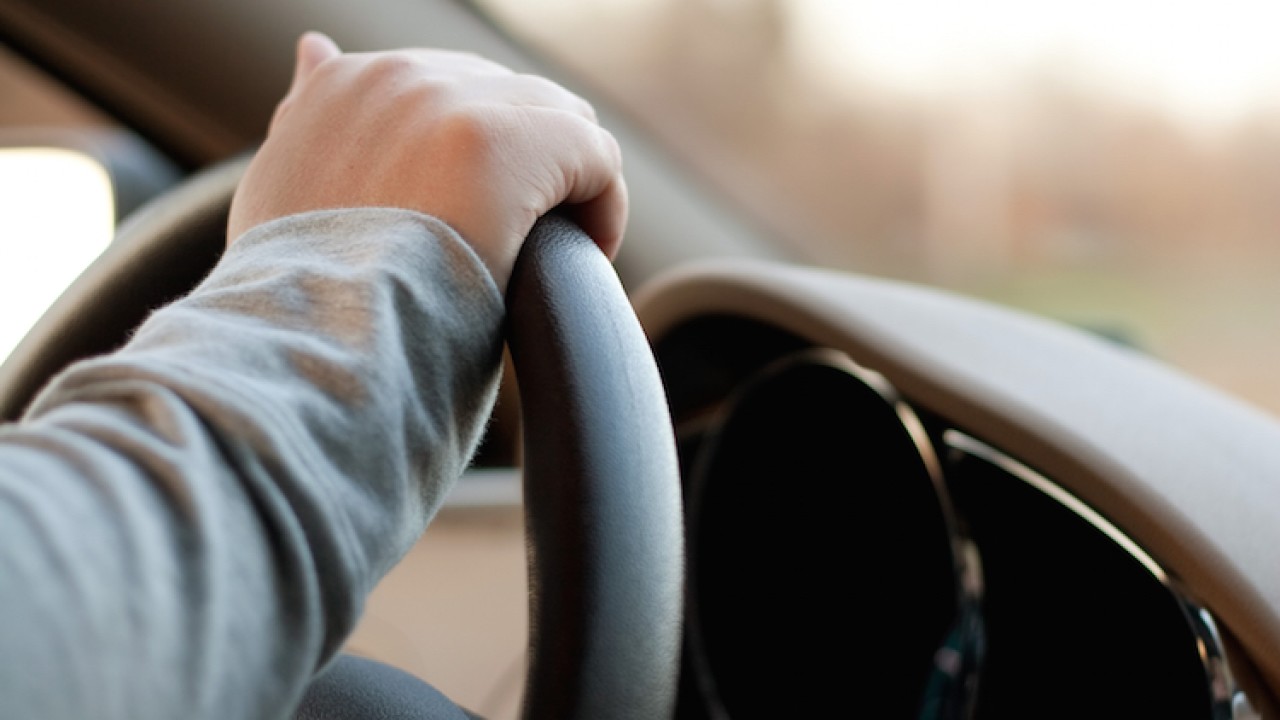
[290,31,341,90]
[271,32,341,132]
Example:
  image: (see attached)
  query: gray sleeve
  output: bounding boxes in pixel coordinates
[0,208,505,720]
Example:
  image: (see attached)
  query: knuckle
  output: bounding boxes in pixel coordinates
[358,52,418,86]
[517,74,597,119]
[601,128,622,165]
[454,49,492,66]
[562,89,598,122]
[309,53,344,81]
[569,113,617,157]
[433,107,502,154]
[518,73,563,95]
[454,50,514,75]
[594,128,623,170]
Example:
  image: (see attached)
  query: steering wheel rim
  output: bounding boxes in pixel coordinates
[0,157,685,720]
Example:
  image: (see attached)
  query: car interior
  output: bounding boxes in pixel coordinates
[2,0,1280,718]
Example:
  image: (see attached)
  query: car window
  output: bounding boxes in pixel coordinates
[0,44,116,362]
[475,0,1280,417]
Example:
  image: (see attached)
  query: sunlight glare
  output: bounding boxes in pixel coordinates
[790,0,1280,126]
[0,148,113,364]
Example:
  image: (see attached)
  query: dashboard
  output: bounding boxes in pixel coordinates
[640,282,1271,718]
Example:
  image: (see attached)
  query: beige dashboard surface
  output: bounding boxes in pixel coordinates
[635,259,1280,697]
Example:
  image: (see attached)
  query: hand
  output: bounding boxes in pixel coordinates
[227,32,627,291]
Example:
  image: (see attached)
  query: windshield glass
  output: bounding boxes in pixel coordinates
[0,45,116,363]
[475,0,1280,416]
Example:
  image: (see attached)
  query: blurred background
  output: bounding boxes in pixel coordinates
[1,0,1279,415]
[0,45,114,365]
[477,0,1280,415]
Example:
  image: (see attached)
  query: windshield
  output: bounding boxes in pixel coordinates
[475,0,1280,417]
[0,45,116,362]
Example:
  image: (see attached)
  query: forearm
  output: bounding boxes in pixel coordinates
[0,209,503,719]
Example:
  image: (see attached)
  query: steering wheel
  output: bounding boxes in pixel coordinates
[0,156,685,720]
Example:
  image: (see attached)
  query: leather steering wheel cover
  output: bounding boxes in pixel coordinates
[506,215,684,720]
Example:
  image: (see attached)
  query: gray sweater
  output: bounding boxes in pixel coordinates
[0,208,505,719]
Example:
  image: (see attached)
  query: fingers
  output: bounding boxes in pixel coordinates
[547,116,627,258]
[506,74,597,123]
[557,120,626,258]
[295,32,341,85]
[271,32,342,132]
[404,48,514,77]
[243,37,629,279]
[567,174,628,260]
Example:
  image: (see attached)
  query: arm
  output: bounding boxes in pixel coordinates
[0,33,626,719]
[0,208,501,719]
